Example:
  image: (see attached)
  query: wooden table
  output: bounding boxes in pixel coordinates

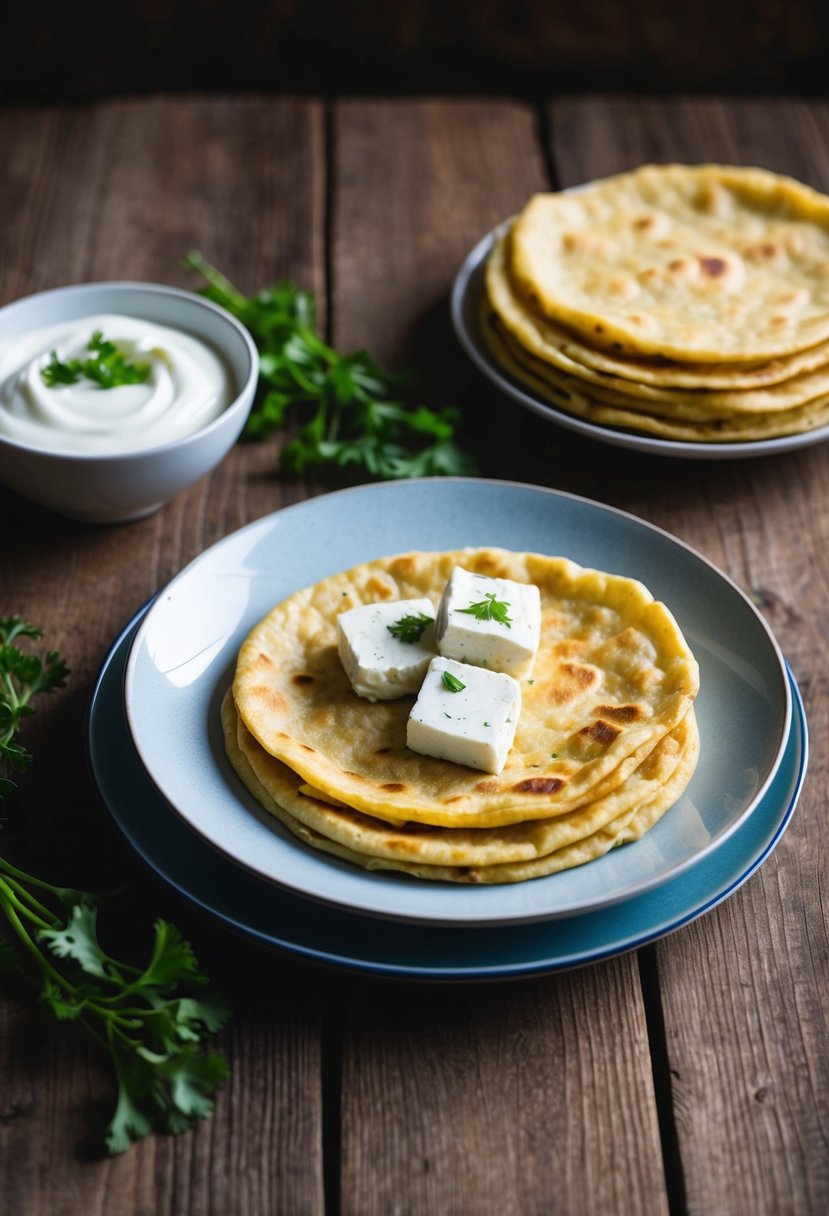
[1,94,827,1215]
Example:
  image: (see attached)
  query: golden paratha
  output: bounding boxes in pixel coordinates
[510,164,829,362]
[487,234,829,412]
[223,693,700,884]
[481,308,829,442]
[232,548,699,828]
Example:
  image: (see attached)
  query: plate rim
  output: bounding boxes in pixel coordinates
[450,222,829,461]
[121,478,792,925]
[89,607,808,980]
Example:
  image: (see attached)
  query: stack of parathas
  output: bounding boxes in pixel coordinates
[224,548,700,885]
[481,164,829,443]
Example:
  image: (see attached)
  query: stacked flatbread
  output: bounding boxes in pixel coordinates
[481,164,829,443]
[224,548,700,885]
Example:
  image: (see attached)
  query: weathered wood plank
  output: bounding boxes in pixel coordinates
[340,965,669,1216]
[332,97,669,1216]
[0,96,328,1215]
[547,96,829,1215]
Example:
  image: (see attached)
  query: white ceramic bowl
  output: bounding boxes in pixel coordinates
[0,282,258,523]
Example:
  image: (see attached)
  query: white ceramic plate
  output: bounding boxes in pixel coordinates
[124,479,790,926]
[451,224,829,460]
[91,611,808,979]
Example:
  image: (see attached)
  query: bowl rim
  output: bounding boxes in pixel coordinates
[0,280,259,463]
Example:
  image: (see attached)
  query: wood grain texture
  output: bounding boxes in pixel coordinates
[546,96,829,1215]
[0,97,328,1214]
[1,91,828,1216]
[340,965,668,1216]
[331,98,669,1216]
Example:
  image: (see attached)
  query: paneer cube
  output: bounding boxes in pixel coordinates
[406,656,521,773]
[337,597,436,701]
[435,567,541,678]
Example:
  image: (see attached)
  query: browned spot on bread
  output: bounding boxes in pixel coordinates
[343,770,365,780]
[633,216,655,230]
[699,256,726,277]
[256,652,275,667]
[389,556,416,577]
[564,661,596,684]
[475,779,500,793]
[255,686,287,715]
[548,660,599,705]
[300,743,316,753]
[594,324,604,333]
[442,795,463,803]
[472,554,508,577]
[580,719,620,745]
[381,782,405,792]
[511,776,565,794]
[375,747,391,755]
[596,703,643,722]
[292,674,314,686]
[365,577,394,599]
[745,241,782,263]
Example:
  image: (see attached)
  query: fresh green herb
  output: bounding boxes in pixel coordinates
[0,616,69,798]
[0,619,229,1154]
[527,679,535,685]
[441,670,466,693]
[184,251,478,482]
[458,593,512,628]
[483,721,491,727]
[41,331,150,390]
[551,753,559,759]
[387,612,433,644]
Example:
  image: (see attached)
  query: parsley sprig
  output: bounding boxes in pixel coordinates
[458,593,513,628]
[387,612,434,644]
[441,670,466,692]
[184,251,478,482]
[41,331,150,390]
[0,618,229,1154]
[0,616,69,798]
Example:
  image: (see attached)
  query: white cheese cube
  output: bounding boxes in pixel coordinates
[435,567,541,679]
[406,657,521,774]
[337,597,436,701]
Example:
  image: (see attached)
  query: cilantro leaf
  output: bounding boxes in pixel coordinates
[441,670,466,692]
[387,612,434,644]
[0,619,230,1155]
[0,617,69,798]
[458,593,513,627]
[185,251,478,482]
[40,901,122,982]
[40,331,150,390]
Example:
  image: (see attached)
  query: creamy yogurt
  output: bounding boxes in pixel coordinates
[0,313,233,454]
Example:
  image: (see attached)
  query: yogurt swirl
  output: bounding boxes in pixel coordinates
[0,314,233,454]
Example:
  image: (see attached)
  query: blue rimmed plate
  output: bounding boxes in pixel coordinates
[89,607,807,979]
[121,480,790,926]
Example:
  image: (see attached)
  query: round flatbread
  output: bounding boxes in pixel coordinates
[510,164,829,362]
[232,548,699,828]
[480,307,829,442]
[223,692,700,884]
[487,234,829,413]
